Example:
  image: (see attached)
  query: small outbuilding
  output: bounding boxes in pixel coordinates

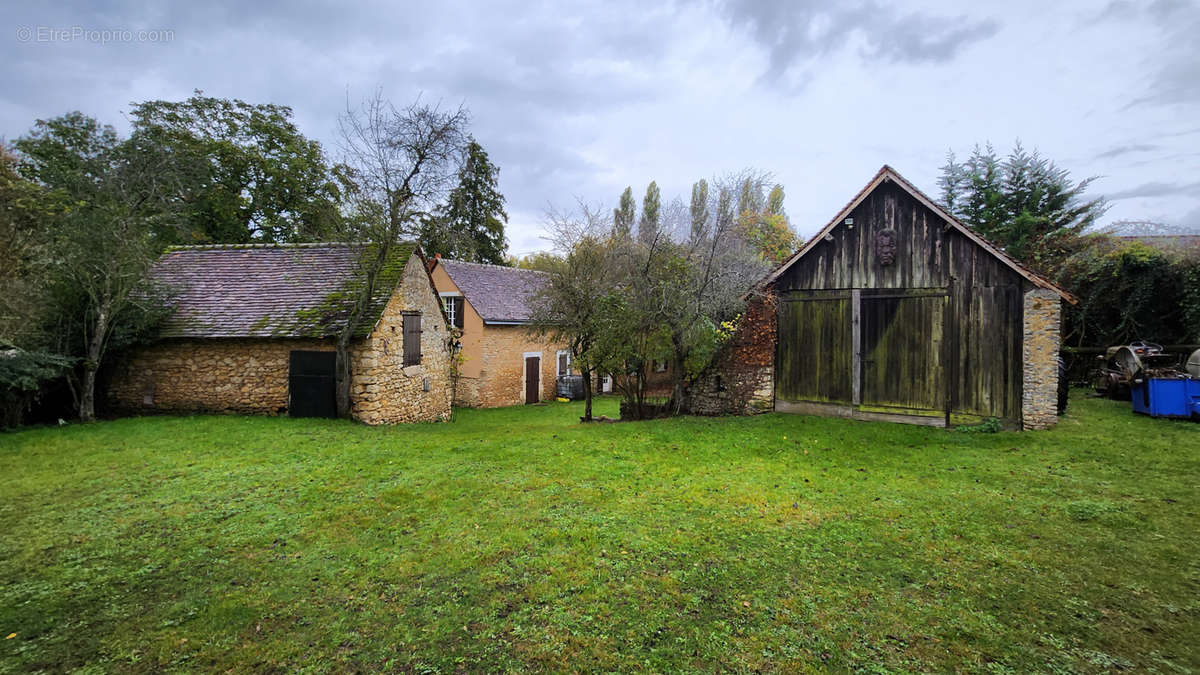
[762,166,1075,430]
[108,242,453,424]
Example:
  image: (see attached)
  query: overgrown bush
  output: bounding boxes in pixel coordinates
[1057,236,1199,347]
[0,344,73,428]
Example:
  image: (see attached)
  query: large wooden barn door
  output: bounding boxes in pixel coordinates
[776,290,854,405]
[858,290,947,418]
[288,351,337,418]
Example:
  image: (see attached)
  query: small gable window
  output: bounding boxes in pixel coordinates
[402,312,422,366]
[441,295,464,330]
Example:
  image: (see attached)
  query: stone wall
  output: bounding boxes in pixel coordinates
[349,254,453,424]
[453,324,563,407]
[107,338,334,414]
[689,293,777,416]
[108,255,453,424]
[1022,288,1062,430]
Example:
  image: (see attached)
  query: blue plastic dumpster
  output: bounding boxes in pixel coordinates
[1130,378,1200,420]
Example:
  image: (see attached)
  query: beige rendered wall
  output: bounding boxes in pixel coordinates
[429,261,569,408]
[428,263,485,379]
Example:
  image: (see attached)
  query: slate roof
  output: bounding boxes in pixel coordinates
[436,260,547,324]
[151,242,417,339]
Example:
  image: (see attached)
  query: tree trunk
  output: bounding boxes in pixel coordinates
[335,338,352,419]
[79,302,110,422]
[668,334,688,415]
[581,366,594,422]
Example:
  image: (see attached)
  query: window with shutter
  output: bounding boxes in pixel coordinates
[402,312,422,366]
[440,295,464,330]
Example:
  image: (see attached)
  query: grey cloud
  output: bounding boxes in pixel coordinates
[1102,0,1200,108]
[1105,180,1200,200]
[717,0,999,84]
[1094,143,1159,159]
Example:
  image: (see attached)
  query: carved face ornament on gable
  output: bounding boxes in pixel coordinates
[875,229,898,266]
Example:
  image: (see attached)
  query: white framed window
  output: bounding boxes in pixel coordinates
[556,349,571,376]
[439,293,464,330]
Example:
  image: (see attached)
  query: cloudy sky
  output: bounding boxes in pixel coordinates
[4,0,1199,255]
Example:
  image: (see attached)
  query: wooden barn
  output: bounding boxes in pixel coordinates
[762,166,1075,430]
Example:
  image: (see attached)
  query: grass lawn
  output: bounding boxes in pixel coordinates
[1,393,1197,673]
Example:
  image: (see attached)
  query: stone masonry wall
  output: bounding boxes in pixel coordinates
[690,293,777,416]
[108,255,453,424]
[455,325,563,407]
[1022,288,1062,430]
[349,254,453,423]
[107,338,334,414]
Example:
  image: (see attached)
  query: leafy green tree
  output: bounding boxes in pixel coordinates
[512,250,561,272]
[766,185,785,216]
[734,179,796,264]
[14,112,180,421]
[129,90,344,244]
[0,144,63,349]
[613,186,635,238]
[638,181,661,245]
[939,142,1107,269]
[418,139,509,263]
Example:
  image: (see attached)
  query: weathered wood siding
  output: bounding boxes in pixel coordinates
[774,178,1027,424]
[776,291,853,404]
[859,290,946,415]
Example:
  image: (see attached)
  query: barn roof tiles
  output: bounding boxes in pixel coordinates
[150,242,418,339]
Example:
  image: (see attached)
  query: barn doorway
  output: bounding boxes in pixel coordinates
[775,288,949,425]
[858,291,946,417]
[288,351,337,418]
[525,355,541,404]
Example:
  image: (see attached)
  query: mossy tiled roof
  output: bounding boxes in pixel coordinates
[436,259,547,324]
[152,242,416,339]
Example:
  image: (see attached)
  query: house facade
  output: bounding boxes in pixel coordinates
[428,259,589,407]
[756,166,1074,430]
[107,242,453,424]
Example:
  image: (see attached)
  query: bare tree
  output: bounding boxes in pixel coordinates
[604,172,772,416]
[333,92,468,417]
[529,202,617,421]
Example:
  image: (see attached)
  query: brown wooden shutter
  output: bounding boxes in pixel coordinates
[452,298,464,330]
[403,312,422,366]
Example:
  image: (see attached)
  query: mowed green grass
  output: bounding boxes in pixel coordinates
[1,394,1197,673]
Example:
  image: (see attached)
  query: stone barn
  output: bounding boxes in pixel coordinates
[108,242,453,424]
[761,166,1075,430]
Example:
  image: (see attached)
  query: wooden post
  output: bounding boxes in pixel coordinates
[852,288,862,406]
